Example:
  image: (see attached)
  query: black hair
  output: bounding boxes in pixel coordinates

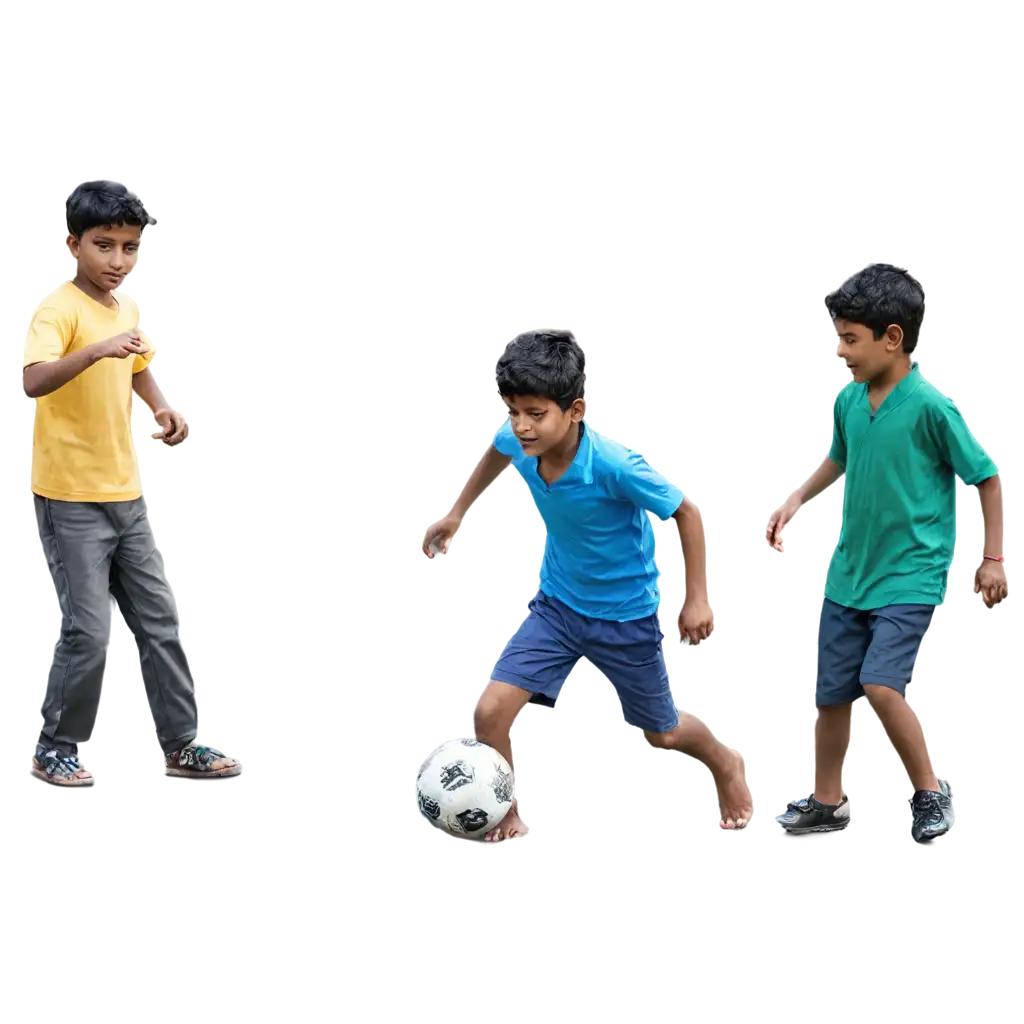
[496,330,586,411]
[66,181,156,238]
[825,263,925,353]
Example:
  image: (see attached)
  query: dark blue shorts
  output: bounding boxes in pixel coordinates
[492,591,679,734]
[816,597,935,706]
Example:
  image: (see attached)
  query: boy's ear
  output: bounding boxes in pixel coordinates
[570,398,586,422]
[66,234,80,258]
[885,324,904,351]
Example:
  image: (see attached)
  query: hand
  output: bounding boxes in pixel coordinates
[974,560,1008,608]
[96,331,150,360]
[766,496,801,552]
[679,597,714,646]
[151,408,189,446]
[422,514,462,558]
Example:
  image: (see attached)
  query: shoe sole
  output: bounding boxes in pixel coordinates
[778,820,850,834]
[915,826,950,843]
[166,764,243,778]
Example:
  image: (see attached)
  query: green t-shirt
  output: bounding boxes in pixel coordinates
[825,363,997,610]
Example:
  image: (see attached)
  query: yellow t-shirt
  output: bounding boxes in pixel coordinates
[24,281,156,502]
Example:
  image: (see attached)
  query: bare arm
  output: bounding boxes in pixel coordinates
[792,456,846,505]
[450,445,512,519]
[672,497,715,644]
[422,445,511,557]
[767,457,845,551]
[978,474,1003,558]
[24,348,101,398]
[23,330,148,399]
[132,368,190,448]
[974,474,1008,607]
[132,366,169,412]
[672,497,707,601]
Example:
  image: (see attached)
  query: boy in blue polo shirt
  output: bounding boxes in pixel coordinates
[422,330,751,841]
[767,264,1007,842]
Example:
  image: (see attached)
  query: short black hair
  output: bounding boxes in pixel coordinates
[66,181,156,238]
[825,263,925,353]
[496,330,586,411]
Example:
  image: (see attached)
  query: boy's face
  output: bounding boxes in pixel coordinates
[67,223,142,292]
[834,318,905,384]
[502,394,584,457]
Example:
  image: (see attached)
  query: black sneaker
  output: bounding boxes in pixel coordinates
[776,794,851,834]
[910,779,954,842]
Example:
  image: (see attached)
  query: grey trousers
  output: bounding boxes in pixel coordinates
[34,495,198,756]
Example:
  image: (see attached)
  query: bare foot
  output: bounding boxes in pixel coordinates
[484,800,529,842]
[716,749,752,830]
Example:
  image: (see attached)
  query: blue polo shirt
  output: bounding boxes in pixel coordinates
[493,420,684,621]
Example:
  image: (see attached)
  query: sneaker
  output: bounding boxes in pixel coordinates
[163,741,245,778]
[776,794,851,834]
[31,746,94,786]
[910,779,954,842]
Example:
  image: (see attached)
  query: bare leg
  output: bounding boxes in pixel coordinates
[474,680,533,842]
[645,711,752,829]
[863,684,940,793]
[814,703,852,805]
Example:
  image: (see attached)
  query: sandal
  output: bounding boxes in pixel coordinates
[32,747,94,787]
[166,743,241,778]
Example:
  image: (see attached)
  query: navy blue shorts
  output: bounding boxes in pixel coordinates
[492,591,679,734]
[816,597,935,706]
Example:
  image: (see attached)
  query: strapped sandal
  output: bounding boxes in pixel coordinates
[29,749,95,786]
[167,741,247,778]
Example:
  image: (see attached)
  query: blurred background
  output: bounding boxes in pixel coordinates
[2,12,1024,839]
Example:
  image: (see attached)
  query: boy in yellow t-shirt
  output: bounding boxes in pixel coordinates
[23,180,240,786]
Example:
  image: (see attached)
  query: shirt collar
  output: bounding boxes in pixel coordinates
[553,423,594,485]
[862,361,923,419]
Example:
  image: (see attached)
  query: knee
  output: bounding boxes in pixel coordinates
[638,716,712,757]
[65,618,110,652]
[128,592,180,641]
[145,616,181,644]
[473,684,528,741]
[643,729,675,753]
[863,683,903,707]
[474,693,508,737]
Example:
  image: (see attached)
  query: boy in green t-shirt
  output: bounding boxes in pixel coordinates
[766,264,1007,842]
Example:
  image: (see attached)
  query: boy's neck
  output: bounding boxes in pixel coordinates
[867,357,913,397]
[540,421,584,471]
[72,271,117,309]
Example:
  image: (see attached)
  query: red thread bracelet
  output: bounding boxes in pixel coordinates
[984,555,1004,562]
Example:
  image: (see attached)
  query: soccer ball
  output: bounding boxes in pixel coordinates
[416,738,515,838]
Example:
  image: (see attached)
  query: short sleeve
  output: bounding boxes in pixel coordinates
[828,392,847,467]
[610,451,683,520]
[492,419,521,457]
[133,329,156,374]
[929,399,998,485]
[24,306,71,367]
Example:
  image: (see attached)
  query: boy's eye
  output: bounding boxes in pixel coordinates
[531,412,545,420]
